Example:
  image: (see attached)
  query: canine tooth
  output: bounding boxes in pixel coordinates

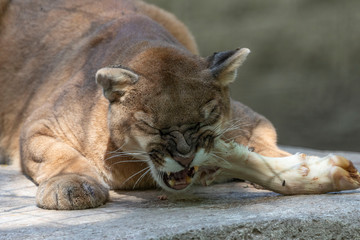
[169,180,175,187]
[194,166,199,172]
[186,176,192,184]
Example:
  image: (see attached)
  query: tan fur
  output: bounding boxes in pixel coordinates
[0,0,289,210]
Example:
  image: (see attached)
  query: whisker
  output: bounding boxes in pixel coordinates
[110,159,150,168]
[104,154,135,162]
[221,131,251,142]
[214,119,252,139]
[221,122,251,133]
[104,152,148,162]
[108,152,147,157]
[106,125,139,155]
[121,167,151,187]
[110,151,147,155]
[127,150,148,154]
[222,124,250,133]
[106,140,128,155]
[132,168,151,189]
[107,147,124,155]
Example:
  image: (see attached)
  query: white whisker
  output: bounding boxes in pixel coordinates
[133,168,151,189]
[121,166,151,187]
[110,159,150,168]
[106,141,127,155]
[221,131,251,142]
[214,118,252,140]
[104,152,148,162]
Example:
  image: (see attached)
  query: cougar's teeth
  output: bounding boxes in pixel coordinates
[186,176,192,184]
[168,179,175,187]
[194,166,199,172]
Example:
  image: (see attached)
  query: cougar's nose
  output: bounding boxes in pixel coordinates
[170,131,191,155]
[173,155,195,168]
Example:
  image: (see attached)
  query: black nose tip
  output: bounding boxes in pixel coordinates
[173,155,195,168]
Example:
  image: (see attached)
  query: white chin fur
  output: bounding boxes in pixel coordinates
[191,148,209,167]
[158,157,183,172]
[157,148,210,172]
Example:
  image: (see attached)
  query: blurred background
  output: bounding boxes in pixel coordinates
[146,0,360,152]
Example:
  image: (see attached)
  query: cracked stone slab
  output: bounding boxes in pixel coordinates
[1,147,360,239]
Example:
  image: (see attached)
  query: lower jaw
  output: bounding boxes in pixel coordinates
[163,178,192,191]
[170,183,190,190]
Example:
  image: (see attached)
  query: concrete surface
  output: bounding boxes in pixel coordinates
[1,146,360,240]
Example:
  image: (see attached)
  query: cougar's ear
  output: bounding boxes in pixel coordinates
[207,48,250,86]
[95,67,139,102]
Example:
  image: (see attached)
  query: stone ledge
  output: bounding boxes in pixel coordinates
[1,146,360,239]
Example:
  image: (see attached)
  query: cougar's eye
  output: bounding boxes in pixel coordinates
[184,123,200,140]
[135,120,159,135]
[201,100,221,126]
[187,123,200,133]
[134,111,159,134]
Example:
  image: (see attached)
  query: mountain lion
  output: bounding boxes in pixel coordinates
[0,0,297,209]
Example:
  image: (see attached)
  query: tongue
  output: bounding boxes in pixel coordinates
[172,169,189,190]
[172,182,189,190]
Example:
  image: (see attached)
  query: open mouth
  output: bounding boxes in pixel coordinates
[162,166,199,190]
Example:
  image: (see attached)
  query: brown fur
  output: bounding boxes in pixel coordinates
[0,0,289,210]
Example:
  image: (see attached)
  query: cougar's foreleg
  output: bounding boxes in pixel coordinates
[20,120,109,210]
[206,140,360,194]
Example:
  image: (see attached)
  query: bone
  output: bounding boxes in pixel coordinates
[206,140,360,194]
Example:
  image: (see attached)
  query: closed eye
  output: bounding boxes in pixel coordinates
[184,123,200,139]
[135,120,159,134]
[187,122,200,132]
[202,106,220,126]
[201,99,221,126]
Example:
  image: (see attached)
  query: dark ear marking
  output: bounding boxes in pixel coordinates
[208,49,239,77]
[207,48,250,86]
[95,67,138,102]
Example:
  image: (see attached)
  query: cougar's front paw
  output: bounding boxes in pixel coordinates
[36,174,109,210]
